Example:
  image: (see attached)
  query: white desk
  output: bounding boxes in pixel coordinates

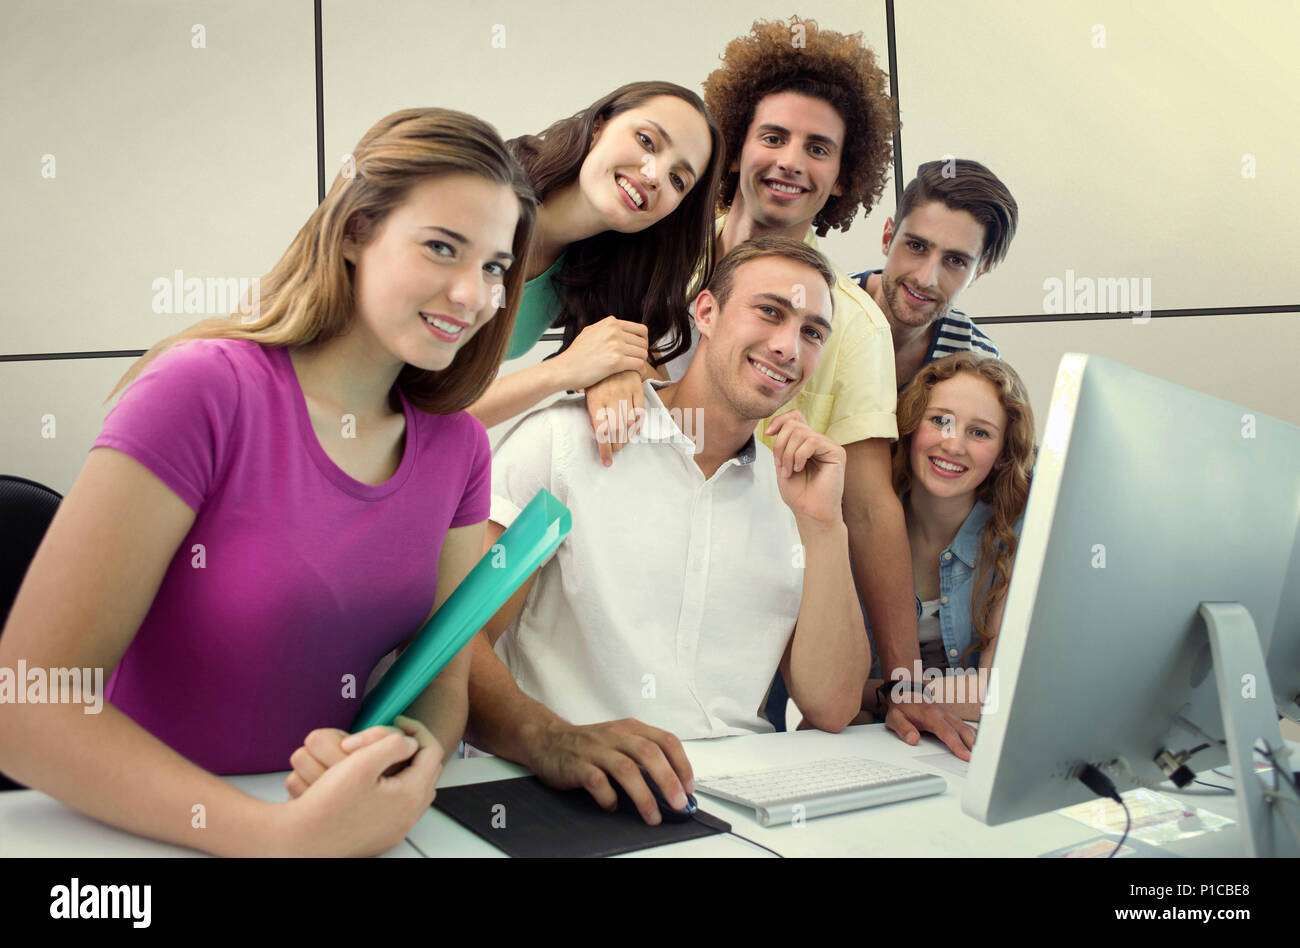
[413,724,1249,858]
[0,724,1251,858]
[0,771,422,858]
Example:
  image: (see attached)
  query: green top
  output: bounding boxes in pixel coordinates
[505,254,566,361]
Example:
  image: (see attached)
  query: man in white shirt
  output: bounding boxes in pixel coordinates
[464,237,870,824]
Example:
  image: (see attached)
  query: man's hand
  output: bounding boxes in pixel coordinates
[766,410,847,527]
[883,701,977,761]
[585,369,645,467]
[528,718,695,826]
[285,715,444,798]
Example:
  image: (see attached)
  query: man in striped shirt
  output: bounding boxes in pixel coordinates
[851,159,1018,388]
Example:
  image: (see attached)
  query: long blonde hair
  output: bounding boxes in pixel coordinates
[111,108,537,413]
[893,352,1037,664]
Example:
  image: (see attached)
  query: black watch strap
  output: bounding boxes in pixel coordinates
[877,678,928,709]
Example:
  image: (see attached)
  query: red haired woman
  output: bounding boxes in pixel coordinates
[867,352,1037,727]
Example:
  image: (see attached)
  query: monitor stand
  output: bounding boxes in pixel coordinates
[1201,602,1299,857]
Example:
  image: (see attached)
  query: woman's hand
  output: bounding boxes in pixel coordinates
[285,715,442,798]
[585,369,646,466]
[278,722,442,857]
[554,316,648,392]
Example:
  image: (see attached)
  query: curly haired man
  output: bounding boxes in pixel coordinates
[701,16,976,759]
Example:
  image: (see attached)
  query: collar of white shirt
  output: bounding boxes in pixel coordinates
[634,379,757,467]
[488,378,800,740]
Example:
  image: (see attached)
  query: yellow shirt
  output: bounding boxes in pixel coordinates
[757,229,899,447]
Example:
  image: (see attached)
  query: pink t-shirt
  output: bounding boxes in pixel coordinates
[94,338,490,774]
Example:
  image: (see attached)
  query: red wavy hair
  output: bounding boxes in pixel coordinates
[893,353,1037,663]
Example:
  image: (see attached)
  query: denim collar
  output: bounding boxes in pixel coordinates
[949,500,996,569]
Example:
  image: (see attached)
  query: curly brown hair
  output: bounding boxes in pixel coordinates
[893,353,1037,666]
[703,15,895,237]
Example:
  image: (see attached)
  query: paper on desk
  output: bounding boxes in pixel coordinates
[1056,788,1235,844]
[1040,836,1139,858]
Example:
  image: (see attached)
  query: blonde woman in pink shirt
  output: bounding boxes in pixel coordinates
[0,109,535,856]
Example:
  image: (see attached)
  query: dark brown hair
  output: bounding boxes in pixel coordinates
[704,235,836,313]
[893,159,1019,271]
[893,352,1037,665]
[111,108,537,413]
[509,81,724,367]
[703,15,895,236]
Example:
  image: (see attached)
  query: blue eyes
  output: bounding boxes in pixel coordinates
[929,415,989,439]
[425,240,507,278]
[758,305,823,342]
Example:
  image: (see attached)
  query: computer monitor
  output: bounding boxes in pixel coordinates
[1267,523,1300,723]
[962,354,1300,857]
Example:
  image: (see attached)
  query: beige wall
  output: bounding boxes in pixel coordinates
[2,0,1296,495]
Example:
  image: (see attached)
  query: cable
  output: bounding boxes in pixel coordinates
[1255,743,1297,793]
[1112,806,1132,858]
[690,812,784,857]
[1077,763,1130,858]
[1260,790,1300,848]
[1192,779,1233,793]
[1111,758,1234,796]
[727,829,785,859]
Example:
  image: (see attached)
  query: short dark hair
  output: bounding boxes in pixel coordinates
[704,235,836,315]
[894,159,1019,271]
[703,16,895,237]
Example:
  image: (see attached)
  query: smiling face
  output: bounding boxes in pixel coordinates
[577,94,713,234]
[879,200,987,331]
[731,91,845,236]
[343,173,520,372]
[696,255,833,421]
[909,373,1007,499]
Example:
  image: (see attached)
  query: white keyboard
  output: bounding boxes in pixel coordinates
[695,756,947,826]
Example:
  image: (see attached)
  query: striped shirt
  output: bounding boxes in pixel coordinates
[850,269,1000,367]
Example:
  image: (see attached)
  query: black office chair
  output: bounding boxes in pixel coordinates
[0,474,64,791]
[764,670,790,732]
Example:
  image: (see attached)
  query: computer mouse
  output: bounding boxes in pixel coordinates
[610,766,699,823]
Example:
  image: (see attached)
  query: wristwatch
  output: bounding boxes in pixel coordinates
[876,678,929,710]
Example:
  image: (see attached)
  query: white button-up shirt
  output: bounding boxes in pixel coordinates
[489,382,804,739]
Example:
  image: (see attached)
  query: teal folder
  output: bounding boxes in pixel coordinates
[352,489,572,730]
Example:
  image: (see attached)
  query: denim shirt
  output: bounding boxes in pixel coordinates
[868,500,1021,678]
